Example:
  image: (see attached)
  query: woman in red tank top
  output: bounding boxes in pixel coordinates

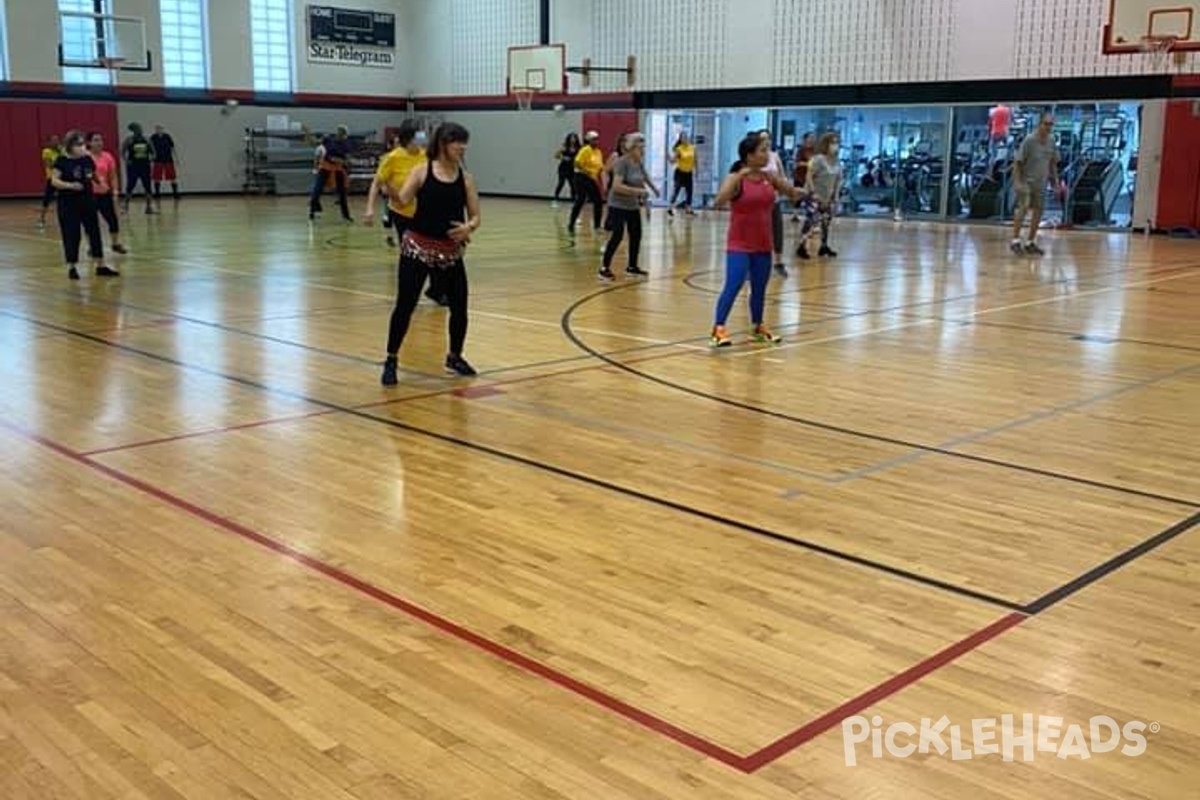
[710,134,802,347]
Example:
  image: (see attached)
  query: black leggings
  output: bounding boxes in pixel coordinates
[771,201,784,255]
[57,200,103,264]
[603,208,642,272]
[554,166,575,200]
[568,174,603,231]
[671,170,694,207]
[126,165,153,202]
[96,194,120,234]
[386,256,469,356]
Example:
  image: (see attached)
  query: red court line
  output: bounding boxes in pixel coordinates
[739,611,1026,772]
[77,409,338,456]
[0,418,1028,772]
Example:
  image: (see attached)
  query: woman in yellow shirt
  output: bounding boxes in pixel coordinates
[39,135,62,228]
[668,132,697,217]
[568,131,605,236]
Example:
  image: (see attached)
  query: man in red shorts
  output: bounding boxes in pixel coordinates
[150,124,180,202]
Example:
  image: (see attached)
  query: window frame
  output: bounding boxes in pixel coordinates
[160,0,210,89]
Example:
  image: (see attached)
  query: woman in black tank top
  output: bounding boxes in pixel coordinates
[380,123,481,385]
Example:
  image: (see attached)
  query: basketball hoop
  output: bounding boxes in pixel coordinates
[1139,34,1181,70]
[97,56,127,82]
[513,88,536,112]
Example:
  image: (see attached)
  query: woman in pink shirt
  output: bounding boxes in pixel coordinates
[710,134,802,347]
[87,132,127,254]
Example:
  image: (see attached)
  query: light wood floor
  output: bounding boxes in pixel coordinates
[1,196,1197,799]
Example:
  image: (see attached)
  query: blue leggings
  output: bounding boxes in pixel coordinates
[714,251,772,326]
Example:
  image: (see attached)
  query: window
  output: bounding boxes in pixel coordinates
[161,0,208,88]
[60,0,110,85]
[250,0,293,93]
[0,0,8,81]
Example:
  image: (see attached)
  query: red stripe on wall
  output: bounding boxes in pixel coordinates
[0,100,118,196]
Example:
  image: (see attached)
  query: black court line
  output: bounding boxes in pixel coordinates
[560,283,1200,509]
[0,308,1025,614]
[33,290,444,382]
[1023,510,1200,614]
[933,318,1200,355]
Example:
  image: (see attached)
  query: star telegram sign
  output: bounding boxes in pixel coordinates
[307,5,396,69]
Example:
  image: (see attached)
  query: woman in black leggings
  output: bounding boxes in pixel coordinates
[51,130,117,280]
[380,123,481,385]
[553,133,580,203]
[600,132,658,281]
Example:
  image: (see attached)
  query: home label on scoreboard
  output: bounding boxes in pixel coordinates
[308,5,395,48]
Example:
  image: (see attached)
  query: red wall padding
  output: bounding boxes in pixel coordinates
[0,100,118,196]
[1157,100,1200,230]
[581,111,640,161]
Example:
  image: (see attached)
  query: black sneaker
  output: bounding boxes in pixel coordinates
[1010,240,1025,255]
[819,246,838,258]
[598,268,615,282]
[386,236,396,247]
[95,265,120,277]
[112,243,128,254]
[1024,242,1045,256]
[626,266,648,277]
[381,357,398,386]
[774,263,788,277]
[797,243,811,260]
[68,266,80,280]
[424,289,449,306]
[445,354,477,377]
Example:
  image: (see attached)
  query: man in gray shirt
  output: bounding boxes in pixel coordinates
[1011,112,1061,256]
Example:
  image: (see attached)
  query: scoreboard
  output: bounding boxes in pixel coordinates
[308,5,395,48]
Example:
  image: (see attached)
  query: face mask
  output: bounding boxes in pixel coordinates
[414,132,428,145]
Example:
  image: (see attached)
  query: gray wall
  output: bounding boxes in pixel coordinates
[117,102,586,197]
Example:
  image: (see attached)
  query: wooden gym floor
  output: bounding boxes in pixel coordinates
[0,196,1197,799]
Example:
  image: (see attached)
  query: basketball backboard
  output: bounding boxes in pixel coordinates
[507,44,566,94]
[58,10,152,71]
[1105,0,1200,52]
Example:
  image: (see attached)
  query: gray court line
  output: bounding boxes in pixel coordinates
[790,359,1200,493]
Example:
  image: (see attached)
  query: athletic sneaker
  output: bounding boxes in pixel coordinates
[1024,242,1045,256]
[424,288,449,307]
[626,266,648,277]
[598,268,615,282]
[1010,240,1025,255]
[818,246,838,258]
[112,243,128,254]
[445,354,477,377]
[797,243,811,260]
[95,265,120,277]
[752,324,781,344]
[710,325,732,348]
[381,357,398,386]
[68,266,80,281]
[386,236,395,247]
[774,263,788,277]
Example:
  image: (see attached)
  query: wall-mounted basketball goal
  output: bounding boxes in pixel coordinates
[507,44,636,110]
[1104,0,1199,68]
[57,9,153,77]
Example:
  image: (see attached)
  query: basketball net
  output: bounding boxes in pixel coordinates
[98,56,127,84]
[514,88,535,112]
[1139,35,1180,72]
